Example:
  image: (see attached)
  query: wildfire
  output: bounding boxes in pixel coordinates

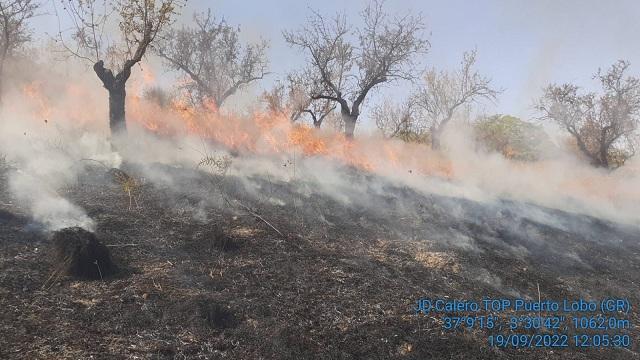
[20,81,103,131]
[127,93,388,172]
[22,82,52,121]
[14,76,640,224]
[16,77,456,179]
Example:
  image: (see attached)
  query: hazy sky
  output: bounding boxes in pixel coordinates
[32,0,640,123]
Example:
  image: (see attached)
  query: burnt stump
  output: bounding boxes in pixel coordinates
[51,227,116,280]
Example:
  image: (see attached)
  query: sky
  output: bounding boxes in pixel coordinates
[30,0,640,125]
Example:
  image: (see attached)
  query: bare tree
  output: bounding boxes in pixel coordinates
[262,82,293,118]
[56,0,181,135]
[288,70,337,128]
[373,98,426,142]
[301,97,336,129]
[414,50,499,149]
[262,74,308,121]
[0,0,39,98]
[156,9,268,110]
[263,71,335,128]
[537,60,640,168]
[284,0,428,138]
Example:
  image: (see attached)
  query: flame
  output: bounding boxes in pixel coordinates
[20,81,102,131]
[127,95,390,172]
[9,72,640,225]
[16,77,454,179]
[16,76,636,206]
[22,82,53,121]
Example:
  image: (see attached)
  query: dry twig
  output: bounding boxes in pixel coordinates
[226,198,283,237]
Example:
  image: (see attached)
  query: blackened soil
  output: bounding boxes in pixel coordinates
[0,163,638,359]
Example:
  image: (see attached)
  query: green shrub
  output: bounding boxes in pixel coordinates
[474,115,551,161]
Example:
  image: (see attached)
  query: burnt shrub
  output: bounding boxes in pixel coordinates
[187,225,239,253]
[209,226,238,252]
[170,298,237,330]
[198,301,236,329]
[51,227,117,280]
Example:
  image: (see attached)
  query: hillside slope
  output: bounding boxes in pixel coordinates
[1,161,638,359]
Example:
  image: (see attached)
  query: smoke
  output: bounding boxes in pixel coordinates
[0,53,639,238]
[0,58,120,232]
[9,172,95,232]
[437,124,640,225]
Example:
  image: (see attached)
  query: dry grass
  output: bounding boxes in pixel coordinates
[108,168,143,210]
[0,162,638,359]
[197,153,232,177]
[414,250,461,273]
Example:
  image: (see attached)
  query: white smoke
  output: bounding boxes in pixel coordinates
[1,54,639,236]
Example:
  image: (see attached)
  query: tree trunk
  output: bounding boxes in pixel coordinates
[430,126,442,150]
[94,60,132,137]
[598,144,609,168]
[108,85,127,135]
[343,114,357,138]
[0,61,4,105]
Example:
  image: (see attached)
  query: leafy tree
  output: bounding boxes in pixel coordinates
[474,114,551,161]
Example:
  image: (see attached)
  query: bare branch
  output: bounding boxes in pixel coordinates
[373,98,424,141]
[156,9,269,109]
[414,49,500,149]
[55,0,182,135]
[57,0,182,73]
[0,0,39,76]
[537,60,640,168]
[284,0,428,137]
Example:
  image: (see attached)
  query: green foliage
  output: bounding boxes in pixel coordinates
[474,115,550,161]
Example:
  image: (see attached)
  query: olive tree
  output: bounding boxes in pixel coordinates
[474,114,551,161]
[537,60,640,168]
[156,9,268,109]
[284,0,428,138]
[414,50,499,149]
[56,0,182,135]
[0,0,39,98]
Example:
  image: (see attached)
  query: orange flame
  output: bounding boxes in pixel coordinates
[22,82,53,121]
[14,78,459,180]
[11,75,640,225]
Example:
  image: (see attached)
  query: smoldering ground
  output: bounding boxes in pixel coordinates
[0,55,638,240]
[2,139,638,358]
[0,54,637,256]
[0,58,639,359]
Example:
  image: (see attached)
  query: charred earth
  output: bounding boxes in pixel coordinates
[0,161,638,359]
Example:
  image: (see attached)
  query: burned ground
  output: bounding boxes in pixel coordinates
[0,161,638,359]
